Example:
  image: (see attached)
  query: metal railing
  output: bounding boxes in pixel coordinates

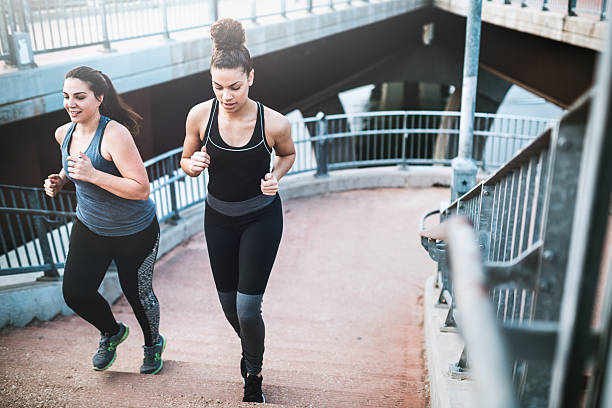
[0,109,552,280]
[420,57,612,405]
[0,0,373,66]
[498,0,610,19]
[0,148,207,279]
[290,110,554,176]
[421,95,589,404]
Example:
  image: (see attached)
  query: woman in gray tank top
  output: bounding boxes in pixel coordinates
[43,66,166,375]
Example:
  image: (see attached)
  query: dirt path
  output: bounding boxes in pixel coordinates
[0,187,448,407]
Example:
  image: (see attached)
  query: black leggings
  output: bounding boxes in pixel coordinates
[205,195,283,375]
[205,195,283,295]
[62,218,160,346]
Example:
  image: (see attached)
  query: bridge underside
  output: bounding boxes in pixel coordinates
[0,7,596,187]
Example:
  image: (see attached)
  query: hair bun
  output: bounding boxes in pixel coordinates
[210,18,245,50]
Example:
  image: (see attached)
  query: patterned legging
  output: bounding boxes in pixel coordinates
[63,218,161,346]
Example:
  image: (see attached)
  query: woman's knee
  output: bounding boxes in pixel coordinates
[62,281,90,310]
[236,293,263,324]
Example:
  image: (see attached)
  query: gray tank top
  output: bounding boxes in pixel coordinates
[61,116,156,236]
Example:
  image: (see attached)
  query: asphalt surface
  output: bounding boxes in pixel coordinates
[0,187,449,407]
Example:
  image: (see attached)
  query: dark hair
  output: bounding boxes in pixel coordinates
[210,18,252,74]
[64,66,142,137]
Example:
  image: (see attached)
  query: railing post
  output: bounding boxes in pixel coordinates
[161,0,170,40]
[315,112,329,177]
[601,0,608,20]
[33,216,60,280]
[542,0,549,11]
[568,0,577,16]
[401,114,408,169]
[250,0,257,24]
[167,160,181,224]
[307,0,313,13]
[99,0,112,52]
[27,191,59,280]
[452,0,481,201]
[280,0,286,18]
[6,0,35,69]
[209,0,218,23]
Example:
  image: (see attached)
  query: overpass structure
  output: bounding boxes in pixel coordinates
[0,0,608,125]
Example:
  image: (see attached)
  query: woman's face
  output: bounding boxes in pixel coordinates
[210,66,253,113]
[62,77,102,123]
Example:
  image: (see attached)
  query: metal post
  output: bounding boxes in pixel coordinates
[280,0,286,18]
[452,0,481,202]
[27,191,60,280]
[568,0,577,16]
[542,0,549,11]
[161,0,170,40]
[250,0,257,24]
[33,216,59,279]
[168,160,180,224]
[601,0,608,20]
[315,112,329,177]
[307,0,313,13]
[6,0,35,68]
[208,0,218,24]
[99,0,112,51]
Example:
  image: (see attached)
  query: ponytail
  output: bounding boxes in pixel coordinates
[65,66,142,137]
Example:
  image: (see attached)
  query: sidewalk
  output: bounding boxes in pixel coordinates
[0,186,448,407]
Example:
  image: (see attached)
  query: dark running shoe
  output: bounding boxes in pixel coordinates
[92,322,129,371]
[140,334,166,374]
[240,356,247,379]
[243,374,265,403]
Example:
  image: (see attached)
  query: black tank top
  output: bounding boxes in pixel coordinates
[203,99,272,202]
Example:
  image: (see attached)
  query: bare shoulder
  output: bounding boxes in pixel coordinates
[187,99,214,124]
[262,105,291,137]
[54,123,73,145]
[104,120,133,143]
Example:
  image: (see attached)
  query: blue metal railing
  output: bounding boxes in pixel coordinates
[0,0,379,65]
[1,0,608,66]
[0,109,554,279]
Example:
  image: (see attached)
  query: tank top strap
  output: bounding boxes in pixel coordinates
[61,122,78,152]
[203,99,219,147]
[257,101,272,154]
[90,116,112,159]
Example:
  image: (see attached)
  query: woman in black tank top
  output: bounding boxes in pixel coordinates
[180,18,296,404]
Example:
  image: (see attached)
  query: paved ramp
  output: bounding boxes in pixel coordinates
[0,187,448,407]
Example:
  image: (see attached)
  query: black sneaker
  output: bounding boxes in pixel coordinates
[243,374,265,403]
[92,322,129,371]
[140,334,166,374]
[240,356,247,379]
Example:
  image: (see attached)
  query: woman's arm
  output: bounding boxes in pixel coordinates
[180,102,211,177]
[261,110,296,196]
[44,124,71,197]
[66,121,150,200]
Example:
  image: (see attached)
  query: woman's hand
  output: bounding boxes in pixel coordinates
[261,173,278,196]
[43,173,66,197]
[67,152,98,183]
[189,146,210,176]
